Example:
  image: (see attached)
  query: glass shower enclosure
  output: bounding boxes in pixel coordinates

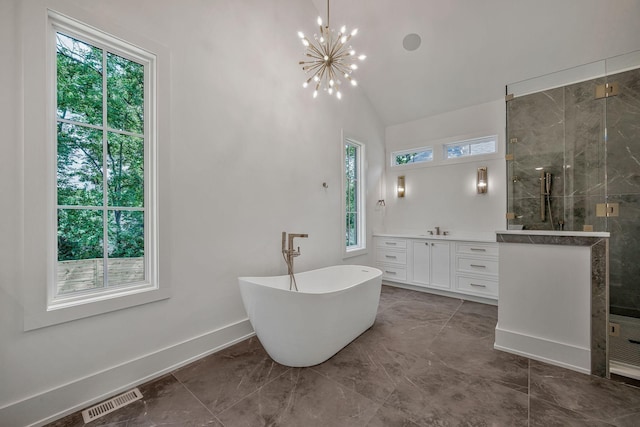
[505,50,640,379]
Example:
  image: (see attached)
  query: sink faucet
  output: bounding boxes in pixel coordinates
[282,232,308,291]
[435,226,440,235]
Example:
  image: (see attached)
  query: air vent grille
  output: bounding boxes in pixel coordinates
[81,388,143,423]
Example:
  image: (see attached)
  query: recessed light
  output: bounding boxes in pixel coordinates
[402,33,421,51]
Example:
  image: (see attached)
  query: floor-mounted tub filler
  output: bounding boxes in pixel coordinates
[238,265,383,367]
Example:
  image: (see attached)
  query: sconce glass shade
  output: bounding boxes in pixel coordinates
[397,175,405,198]
[477,167,488,194]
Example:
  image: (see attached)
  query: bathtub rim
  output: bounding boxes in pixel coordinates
[238,264,382,295]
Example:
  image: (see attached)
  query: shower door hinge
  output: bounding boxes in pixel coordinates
[596,202,620,217]
[509,138,518,144]
[595,82,620,99]
[505,212,516,220]
[505,154,514,161]
[505,93,515,102]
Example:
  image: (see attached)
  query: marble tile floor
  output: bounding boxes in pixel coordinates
[48,285,640,427]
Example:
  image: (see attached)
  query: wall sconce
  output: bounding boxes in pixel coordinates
[477,167,488,194]
[397,175,405,198]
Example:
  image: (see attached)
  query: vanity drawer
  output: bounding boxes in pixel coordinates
[377,264,407,281]
[456,242,498,257]
[376,250,407,265]
[376,238,407,249]
[456,275,498,298]
[456,256,499,276]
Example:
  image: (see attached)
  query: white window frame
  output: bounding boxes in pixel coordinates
[390,146,434,167]
[342,134,366,258]
[22,7,169,330]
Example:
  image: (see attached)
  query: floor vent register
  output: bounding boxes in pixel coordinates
[81,388,143,423]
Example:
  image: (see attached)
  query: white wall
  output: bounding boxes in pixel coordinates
[495,243,592,373]
[0,0,385,425]
[382,100,506,235]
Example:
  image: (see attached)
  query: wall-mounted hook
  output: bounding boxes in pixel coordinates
[322,182,328,188]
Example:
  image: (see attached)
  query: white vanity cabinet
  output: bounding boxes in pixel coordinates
[454,242,499,299]
[375,237,408,282]
[412,240,451,290]
[374,234,498,303]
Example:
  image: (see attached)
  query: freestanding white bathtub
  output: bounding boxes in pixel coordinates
[238,265,382,367]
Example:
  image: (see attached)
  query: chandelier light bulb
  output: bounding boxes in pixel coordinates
[317,16,322,26]
[314,75,320,82]
[313,90,318,98]
[329,79,334,87]
[341,35,347,43]
[303,82,308,88]
[302,38,309,47]
[298,31,305,39]
[328,88,333,95]
[337,91,342,99]
[358,54,366,60]
[340,25,346,34]
[350,64,358,70]
[351,28,358,36]
[351,79,357,86]
[349,50,356,56]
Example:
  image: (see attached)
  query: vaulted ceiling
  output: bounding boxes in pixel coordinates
[309,0,640,126]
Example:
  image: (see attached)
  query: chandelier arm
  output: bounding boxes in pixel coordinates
[333,63,352,77]
[306,62,325,75]
[306,43,325,59]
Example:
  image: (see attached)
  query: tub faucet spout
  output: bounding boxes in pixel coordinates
[282,232,309,291]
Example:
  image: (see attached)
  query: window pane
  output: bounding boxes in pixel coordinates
[57,123,104,206]
[470,140,496,155]
[56,32,103,125]
[108,210,145,286]
[394,149,433,165]
[445,137,496,159]
[57,209,104,294]
[107,53,144,134]
[107,132,144,207]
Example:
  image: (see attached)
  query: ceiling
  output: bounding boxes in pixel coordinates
[309,0,640,127]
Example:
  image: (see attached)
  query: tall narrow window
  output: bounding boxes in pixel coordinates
[52,14,157,308]
[343,137,366,256]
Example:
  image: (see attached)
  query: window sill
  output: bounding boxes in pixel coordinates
[343,247,368,259]
[24,285,170,331]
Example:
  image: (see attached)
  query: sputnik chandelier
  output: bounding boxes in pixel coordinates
[298,0,365,99]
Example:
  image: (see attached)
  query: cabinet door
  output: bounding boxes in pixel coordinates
[412,241,430,285]
[430,241,451,289]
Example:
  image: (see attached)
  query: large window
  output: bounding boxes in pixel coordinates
[343,137,365,256]
[50,12,157,309]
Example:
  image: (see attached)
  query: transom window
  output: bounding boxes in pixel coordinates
[444,135,497,159]
[391,147,433,167]
[51,13,157,308]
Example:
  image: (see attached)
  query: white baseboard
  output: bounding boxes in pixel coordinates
[0,318,255,427]
[494,326,590,375]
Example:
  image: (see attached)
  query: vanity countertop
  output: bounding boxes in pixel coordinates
[373,231,497,243]
[496,230,610,238]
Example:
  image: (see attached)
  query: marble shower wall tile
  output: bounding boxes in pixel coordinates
[606,69,640,196]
